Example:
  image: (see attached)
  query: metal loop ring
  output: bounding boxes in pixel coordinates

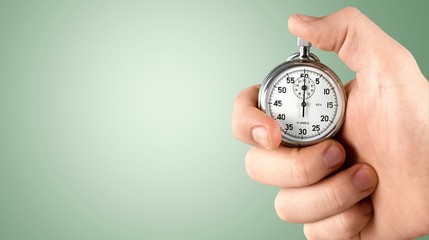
[287,52,320,62]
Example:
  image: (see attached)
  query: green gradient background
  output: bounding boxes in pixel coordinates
[0,1,428,239]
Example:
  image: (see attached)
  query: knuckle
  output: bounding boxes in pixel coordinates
[234,89,246,103]
[322,184,345,213]
[244,148,257,180]
[235,86,254,103]
[274,190,292,222]
[336,211,358,235]
[341,6,362,18]
[244,147,274,184]
[290,148,319,186]
[303,224,321,240]
[292,157,312,186]
[304,213,359,240]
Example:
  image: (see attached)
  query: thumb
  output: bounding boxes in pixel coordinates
[288,7,413,77]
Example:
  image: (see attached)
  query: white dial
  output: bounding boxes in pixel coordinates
[259,62,346,147]
[268,65,342,142]
[259,38,346,147]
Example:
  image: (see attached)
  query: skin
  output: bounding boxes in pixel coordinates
[232,7,429,240]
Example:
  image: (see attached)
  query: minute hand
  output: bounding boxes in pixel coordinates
[302,77,306,117]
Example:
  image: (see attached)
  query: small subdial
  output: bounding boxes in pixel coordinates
[292,77,316,99]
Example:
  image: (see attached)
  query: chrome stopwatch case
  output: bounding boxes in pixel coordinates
[259,38,346,147]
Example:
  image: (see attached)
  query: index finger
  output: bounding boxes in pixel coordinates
[232,85,282,149]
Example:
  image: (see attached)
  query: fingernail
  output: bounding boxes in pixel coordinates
[353,167,376,192]
[251,126,270,148]
[323,145,343,169]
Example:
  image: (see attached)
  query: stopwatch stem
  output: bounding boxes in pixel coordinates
[297,37,312,59]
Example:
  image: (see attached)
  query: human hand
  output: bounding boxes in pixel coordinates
[287,7,429,239]
[233,7,429,239]
[233,88,378,237]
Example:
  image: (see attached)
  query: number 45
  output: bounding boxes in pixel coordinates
[274,100,282,106]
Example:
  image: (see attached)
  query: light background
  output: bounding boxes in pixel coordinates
[0,1,428,239]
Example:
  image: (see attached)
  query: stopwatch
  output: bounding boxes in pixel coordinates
[259,38,346,147]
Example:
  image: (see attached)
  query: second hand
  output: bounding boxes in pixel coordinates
[301,73,307,117]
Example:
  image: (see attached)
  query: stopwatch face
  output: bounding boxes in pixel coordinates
[259,60,346,147]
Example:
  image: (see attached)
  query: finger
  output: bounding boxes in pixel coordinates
[246,139,345,187]
[304,199,373,240]
[288,7,414,76]
[232,85,282,149]
[275,164,377,223]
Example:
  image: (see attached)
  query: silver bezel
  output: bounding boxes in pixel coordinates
[258,59,347,147]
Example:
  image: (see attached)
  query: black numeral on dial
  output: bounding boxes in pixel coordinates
[278,87,286,93]
[320,115,329,122]
[277,114,286,120]
[312,125,320,131]
[324,88,330,95]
